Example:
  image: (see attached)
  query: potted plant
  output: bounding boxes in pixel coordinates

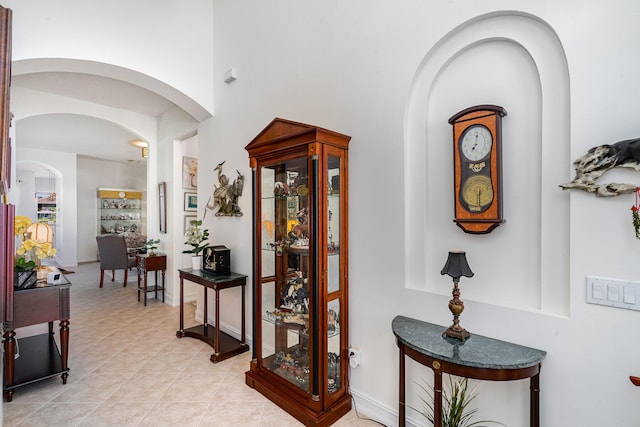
[183,219,209,270]
[417,376,503,427]
[144,238,160,256]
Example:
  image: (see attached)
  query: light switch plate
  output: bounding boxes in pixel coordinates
[587,276,640,311]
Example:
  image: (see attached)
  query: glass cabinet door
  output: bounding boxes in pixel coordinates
[326,154,343,396]
[260,155,312,392]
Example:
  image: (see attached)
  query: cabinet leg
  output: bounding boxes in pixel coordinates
[60,319,70,384]
[3,329,15,402]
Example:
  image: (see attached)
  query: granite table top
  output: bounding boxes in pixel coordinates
[392,315,546,370]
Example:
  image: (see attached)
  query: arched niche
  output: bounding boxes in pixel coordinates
[404,11,570,315]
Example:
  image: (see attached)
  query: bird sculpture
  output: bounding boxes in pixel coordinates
[560,138,640,196]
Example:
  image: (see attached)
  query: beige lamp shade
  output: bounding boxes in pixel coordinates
[27,223,54,243]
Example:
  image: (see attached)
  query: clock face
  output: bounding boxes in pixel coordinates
[461,175,493,212]
[460,125,492,161]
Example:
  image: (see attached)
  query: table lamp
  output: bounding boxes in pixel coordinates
[441,250,474,341]
[26,222,54,243]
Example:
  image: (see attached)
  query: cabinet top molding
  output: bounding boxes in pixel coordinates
[245,118,351,162]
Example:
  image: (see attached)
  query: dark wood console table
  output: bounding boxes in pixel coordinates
[136,253,166,306]
[177,269,249,363]
[392,315,546,427]
[3,274,71,402]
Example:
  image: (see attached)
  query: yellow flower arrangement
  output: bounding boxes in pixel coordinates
[16,239,56,259]
[14,215,33,236]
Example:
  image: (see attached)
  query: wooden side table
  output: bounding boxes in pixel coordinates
[392,315,546,427]
[136,253,166,306]
[177,269,249,363]
[3,275,71,402]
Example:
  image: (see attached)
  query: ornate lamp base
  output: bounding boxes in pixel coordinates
[443,324,470,341]
[443,281,471,341]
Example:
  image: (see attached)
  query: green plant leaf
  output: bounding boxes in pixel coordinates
[413,376,505,427]
[15,257,36,272]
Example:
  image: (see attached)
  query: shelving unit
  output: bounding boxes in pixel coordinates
[36,192,56,224]
[97,188,143,234]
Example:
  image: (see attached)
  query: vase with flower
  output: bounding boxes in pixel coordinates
[144,238,160,256]
[632,187,640,239]
[183,219,209,270]
[14,216,57,289]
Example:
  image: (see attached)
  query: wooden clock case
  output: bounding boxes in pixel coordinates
[448,105,507,234]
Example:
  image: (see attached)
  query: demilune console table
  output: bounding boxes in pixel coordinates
[177,269,249,363]
[3,274,71,402]
[392,315,546,427]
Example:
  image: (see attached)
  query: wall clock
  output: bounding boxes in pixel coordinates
[448,105,507,234]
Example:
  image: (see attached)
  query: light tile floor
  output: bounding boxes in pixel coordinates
[2,262,380,426]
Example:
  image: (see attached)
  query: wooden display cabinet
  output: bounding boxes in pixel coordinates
[245,118,351,426]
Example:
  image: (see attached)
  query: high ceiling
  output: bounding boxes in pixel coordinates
[12,72,178,176]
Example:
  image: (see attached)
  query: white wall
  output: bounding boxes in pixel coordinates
[156,105,199,304]
[5,0,214,117]
[208,1,640,426]
[5,0,207,267]
[15,148,77,268]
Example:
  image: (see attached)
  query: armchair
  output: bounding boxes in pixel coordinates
[120,231,147,255]
[96,234,137,287]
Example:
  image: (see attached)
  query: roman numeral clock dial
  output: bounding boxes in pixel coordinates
[448,105,507,234]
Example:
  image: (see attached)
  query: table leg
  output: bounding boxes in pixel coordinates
[530,372,540,427]
[215,288,220,355]
[137,263,141,301]
[161,269,166,302]
[143,270,148,306]
[434,367,443,427]
[398,344,406,427]
[154,270,158,300]
[3,329,16,402]
[177,275,184,336]
[203,286,208,326]
[241,283,246,344]
[60,319,69,384]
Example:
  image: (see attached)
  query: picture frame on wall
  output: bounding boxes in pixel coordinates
[182,156,198,189]
[158,182,167,234]
[184,215,196,233]
[184,192,197,211]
